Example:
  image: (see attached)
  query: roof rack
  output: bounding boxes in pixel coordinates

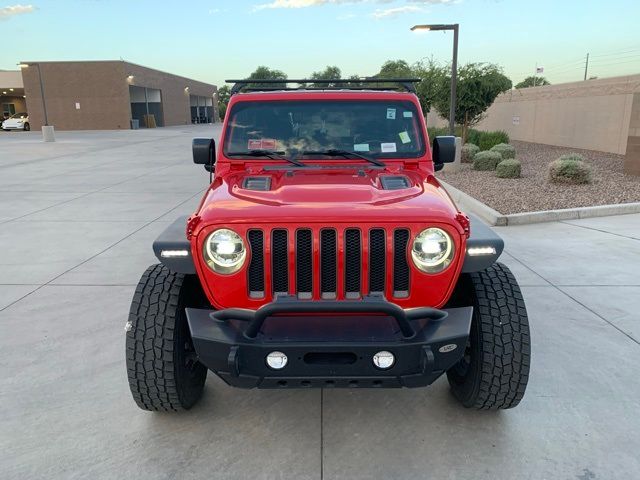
[225,78,421,95]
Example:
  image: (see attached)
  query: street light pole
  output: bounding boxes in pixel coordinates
[449,24,459,136]
[410,23,460,136]
[35,63,49,126]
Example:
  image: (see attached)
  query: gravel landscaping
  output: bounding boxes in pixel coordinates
[438,140,640,214]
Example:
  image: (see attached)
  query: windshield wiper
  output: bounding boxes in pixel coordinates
[226,150,306,167]
[302,149,386,167]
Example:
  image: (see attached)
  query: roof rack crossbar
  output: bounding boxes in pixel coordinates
[226,78,421,95]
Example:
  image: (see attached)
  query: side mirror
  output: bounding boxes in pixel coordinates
[432,135,456,172]
[193,138,216,167]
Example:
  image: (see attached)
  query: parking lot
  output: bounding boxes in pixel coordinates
[1,125,639,480]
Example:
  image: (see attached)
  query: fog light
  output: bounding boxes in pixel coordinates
[372,351,395,369]
[266,351,288,370]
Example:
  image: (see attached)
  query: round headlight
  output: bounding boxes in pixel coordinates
[411,228,454,273]
[203,228,246,274]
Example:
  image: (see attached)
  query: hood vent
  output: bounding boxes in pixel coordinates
[242,177,272,191]
[380,176,411,190]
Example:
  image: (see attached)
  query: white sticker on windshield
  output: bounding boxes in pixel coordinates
[354,143,370,152]
[381,142,397,153]
[399,131,411,144]
[403,111,413,118]
[386,108,396,120]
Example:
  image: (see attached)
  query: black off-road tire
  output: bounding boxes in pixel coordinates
[446,262,530,409]
[126,264,207,411]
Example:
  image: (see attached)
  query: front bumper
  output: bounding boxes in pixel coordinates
[186,296,473,389]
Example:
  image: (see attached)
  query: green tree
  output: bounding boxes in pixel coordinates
[216,85,231,121]
[515,76,550,88]
[412,57,447,114]
[376,59,413,78]
[373,59,445,114]
[246,66,288,89]
[310,65,342,87]
[433,62,512,141]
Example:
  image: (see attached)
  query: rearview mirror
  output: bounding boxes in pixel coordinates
[432,136,456,171]
[193,138,216,166]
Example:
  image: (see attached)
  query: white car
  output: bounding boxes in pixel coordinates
[2,113,30,131]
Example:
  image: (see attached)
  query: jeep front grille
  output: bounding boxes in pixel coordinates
[246,227,411,301]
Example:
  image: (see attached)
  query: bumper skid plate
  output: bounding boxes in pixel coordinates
[186,296,473,389]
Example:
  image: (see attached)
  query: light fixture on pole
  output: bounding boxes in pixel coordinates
[410,23,459,136]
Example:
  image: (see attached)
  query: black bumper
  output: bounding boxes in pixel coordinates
[186,296,473,389]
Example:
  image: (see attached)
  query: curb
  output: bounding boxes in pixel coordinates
[440,180,640,226]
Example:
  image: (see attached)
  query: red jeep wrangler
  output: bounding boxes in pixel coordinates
[125,79,530,412]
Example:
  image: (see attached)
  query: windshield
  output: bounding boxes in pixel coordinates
[10,113,28,119]
[223,100,425,159]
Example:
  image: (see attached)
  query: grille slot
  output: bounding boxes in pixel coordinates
[344,229,362,298]
[271,229,289,296]
[247,230,264,298]
[320,229,337,299]
[296,229,313,299]
[393,229,410,298]
[369,229,386,294]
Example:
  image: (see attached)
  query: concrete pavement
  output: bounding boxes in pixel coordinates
[1,126,639,479]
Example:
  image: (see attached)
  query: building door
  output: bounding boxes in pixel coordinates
[190,95,213,124]
[129,85,164,127]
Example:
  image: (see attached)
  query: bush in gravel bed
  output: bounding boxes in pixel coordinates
[467,130,510,151]
[461,143,480,163]
[473,151,502,171]
[496,159,521,178]
[490,143,516,159]
[548,154,592,184]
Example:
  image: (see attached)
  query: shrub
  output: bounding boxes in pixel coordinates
[465,129,510,151]
[548,154,592,184]
[473,151,502,171]
[496,159,521,178]
[478,130,510,150]
[461,143,480,163]
[427,126,449,140]
[490,143,516,159]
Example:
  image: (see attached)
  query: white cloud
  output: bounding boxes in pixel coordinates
[371,5,422,18]
[254,0,453,11]
[0,4,35,20]
[337,12,356,20]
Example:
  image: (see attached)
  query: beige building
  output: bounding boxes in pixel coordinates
[17,60,218,131]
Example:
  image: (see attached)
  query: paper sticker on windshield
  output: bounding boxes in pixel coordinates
[403,111,413,118]
[354,143,370,152]
[381,142,397,153]
[261,138,277,150]
[399,131,411,144]
[248,139,277,150]
[386,108,396,120]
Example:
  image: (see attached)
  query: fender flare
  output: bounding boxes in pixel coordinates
[461,214,504,273]
[152,216,196,274]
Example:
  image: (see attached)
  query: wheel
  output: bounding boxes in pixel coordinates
[446,263,531,409]
[23,122,30,131]
[126,264,207,411]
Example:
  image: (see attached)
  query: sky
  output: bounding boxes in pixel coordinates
[1,0,639,88]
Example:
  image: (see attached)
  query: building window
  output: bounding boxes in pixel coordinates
[2,103,16,116]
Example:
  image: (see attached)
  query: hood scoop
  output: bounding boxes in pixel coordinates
[380,175,411,190]
[242,177,272,191]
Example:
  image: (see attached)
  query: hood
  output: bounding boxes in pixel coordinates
[197,167,460,226]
